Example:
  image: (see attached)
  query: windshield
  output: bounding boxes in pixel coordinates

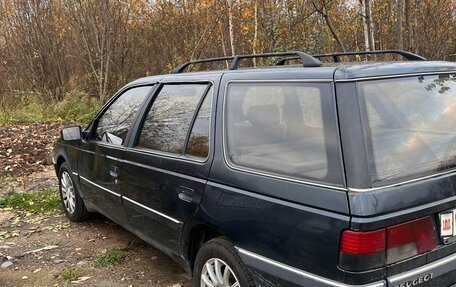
[358,73,456,186]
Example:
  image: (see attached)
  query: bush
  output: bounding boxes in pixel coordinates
[53,91,99,125]
[0,92,49,124]
[0,91,100,125]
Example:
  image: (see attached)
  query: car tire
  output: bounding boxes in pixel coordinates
[58,162,89,222]
[193,238,256,287]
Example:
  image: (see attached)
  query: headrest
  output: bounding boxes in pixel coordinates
[246,104,280,127]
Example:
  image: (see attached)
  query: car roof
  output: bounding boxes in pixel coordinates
[129,60,456,85]
[332,61,456,80]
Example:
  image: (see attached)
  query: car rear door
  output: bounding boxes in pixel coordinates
[121,74,220,254]
[78,85,154,226]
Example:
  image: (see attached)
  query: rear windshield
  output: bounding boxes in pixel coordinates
[359,73,456,186]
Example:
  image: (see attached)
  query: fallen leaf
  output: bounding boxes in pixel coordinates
[71,276,91,283]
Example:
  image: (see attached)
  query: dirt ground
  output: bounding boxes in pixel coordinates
[0,124,191,287]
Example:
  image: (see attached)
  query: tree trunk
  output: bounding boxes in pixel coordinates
[227,0,236,56]
[405,0,413,50]
[365,0,375,51]
[361,0,370,50]
[396,0,404,50]
[253,0,258,66]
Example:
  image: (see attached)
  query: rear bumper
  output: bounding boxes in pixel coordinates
[388,252,456,287]
[237,247,456,287]
[236,247,385,287]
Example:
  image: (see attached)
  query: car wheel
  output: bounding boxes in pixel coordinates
[193,238,255,287]
[58,162,89,222]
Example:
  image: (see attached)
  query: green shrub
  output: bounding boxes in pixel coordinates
[53,92,99,125]
[0,91,100,125]
[0,92,49,124]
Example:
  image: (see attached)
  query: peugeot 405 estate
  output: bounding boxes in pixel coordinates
[53,50,456,287]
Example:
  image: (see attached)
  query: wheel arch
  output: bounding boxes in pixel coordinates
[183,222,226,270]
[56,155,66,171]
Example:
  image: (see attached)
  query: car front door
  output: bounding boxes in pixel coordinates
[78,85,154,225]
[121,76,219,254]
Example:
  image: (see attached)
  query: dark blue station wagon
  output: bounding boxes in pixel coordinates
[53,51,456,287]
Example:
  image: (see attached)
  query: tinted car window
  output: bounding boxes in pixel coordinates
[225,82,342,184]
[185,86,213,159]
[359,73,456,185]
[138,84,209,154]
[96,86,152,145]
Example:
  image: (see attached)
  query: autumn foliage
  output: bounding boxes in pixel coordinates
[0,0,454,103]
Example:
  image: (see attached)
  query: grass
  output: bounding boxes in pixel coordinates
[0,189,61,214]
[50,239,62,246]
[0,91,100,125]
[59,267,85,282]
[93,250,126,267]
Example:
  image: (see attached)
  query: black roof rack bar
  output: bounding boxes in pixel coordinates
[172,51,322,73]
[276,50,426,65]
[172,56,235,74]
[314,50,426,61]
[229,51,321,70]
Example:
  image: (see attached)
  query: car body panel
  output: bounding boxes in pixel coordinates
[77,142,128,226]
[119,73,222,257]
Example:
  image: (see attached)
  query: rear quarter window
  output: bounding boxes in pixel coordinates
[224,81,343,185]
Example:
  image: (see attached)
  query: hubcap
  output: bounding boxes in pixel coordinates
[60,171,76,214]
[200,258,240,287]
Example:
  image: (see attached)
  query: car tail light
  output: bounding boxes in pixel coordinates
[339,229,386,271]
[386,216,437,264]
[339,216,437,271]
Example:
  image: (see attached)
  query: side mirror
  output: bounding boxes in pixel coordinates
[61,126,82,141]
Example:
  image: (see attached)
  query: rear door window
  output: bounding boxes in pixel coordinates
[137,84,210,155]
[95,86,152,145]
[225,82,343,185]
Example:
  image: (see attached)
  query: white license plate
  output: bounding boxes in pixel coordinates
[440,211,455,237]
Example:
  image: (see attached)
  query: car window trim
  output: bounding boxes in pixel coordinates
[132,80,216,162]
[222,79,347,190]
[124,84,161,148]
[123,146,208,165]
[182,83,213,158]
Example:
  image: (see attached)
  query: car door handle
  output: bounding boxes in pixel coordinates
[178,186,194,203]
[110,166,118,178]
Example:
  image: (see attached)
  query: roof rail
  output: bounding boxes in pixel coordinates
[171,56,235,74]
[276,50,426,65]
[171,51,322,73]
